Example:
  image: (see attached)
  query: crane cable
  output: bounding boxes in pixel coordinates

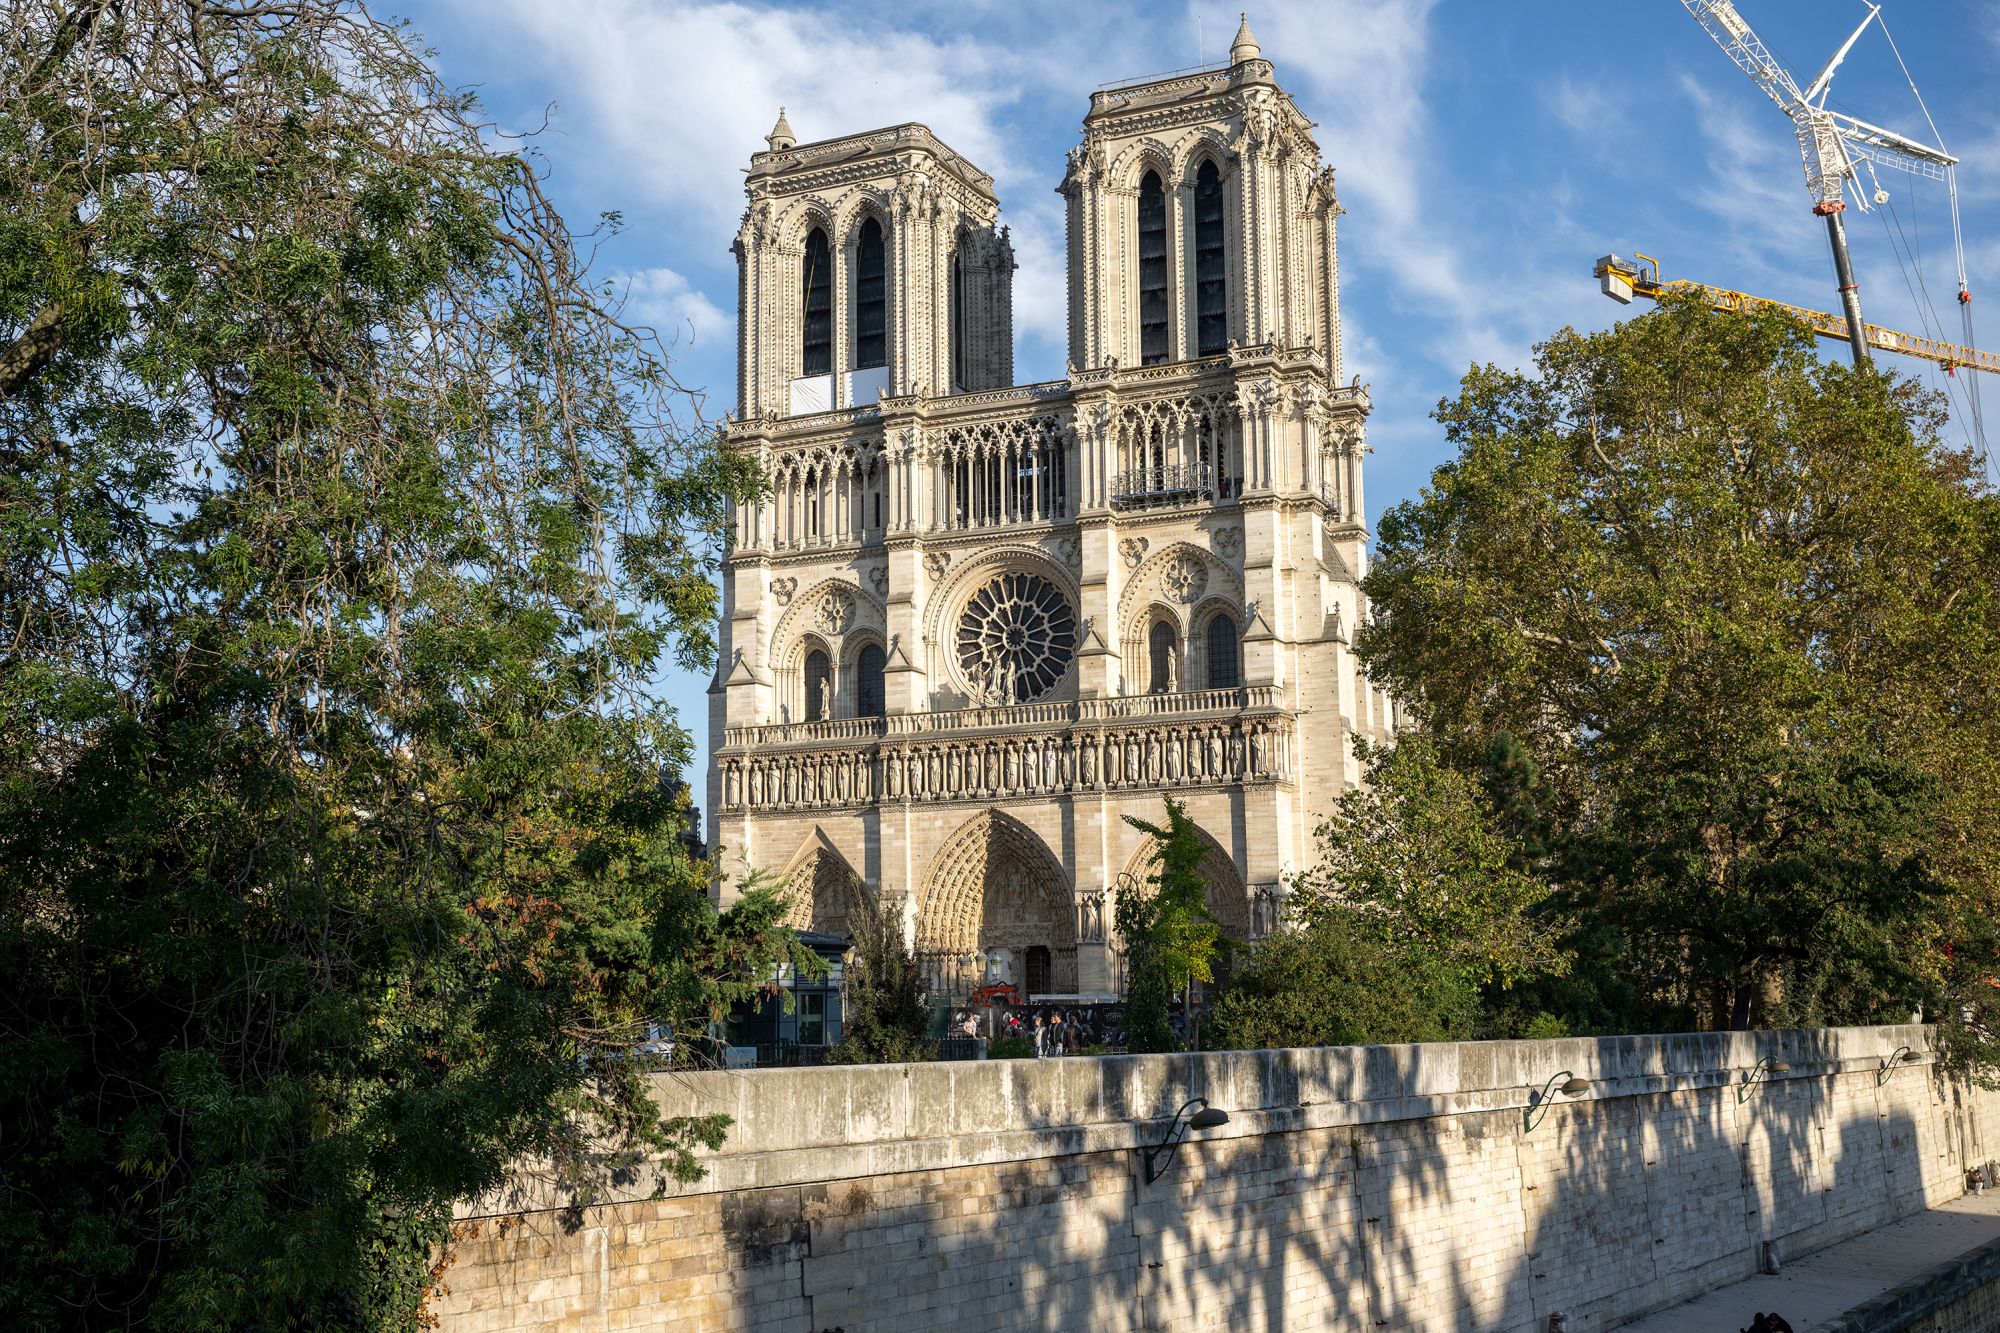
[1876,7,1987,469]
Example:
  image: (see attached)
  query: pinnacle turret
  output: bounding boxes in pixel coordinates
[1229,13,1261,65]
[765,106,795,152]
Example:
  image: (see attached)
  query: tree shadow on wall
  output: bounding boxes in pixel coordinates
[709,1033,1957,1333]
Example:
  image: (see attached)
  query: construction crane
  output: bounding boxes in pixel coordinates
[1595,253,2000,379]
[1681,1,1966,370]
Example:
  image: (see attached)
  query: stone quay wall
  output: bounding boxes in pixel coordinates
[432,1025,1998,1332]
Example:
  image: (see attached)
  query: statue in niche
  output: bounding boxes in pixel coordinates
[1078,891,1106,944]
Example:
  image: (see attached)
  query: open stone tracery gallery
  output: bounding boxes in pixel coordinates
[707,17,1396,999]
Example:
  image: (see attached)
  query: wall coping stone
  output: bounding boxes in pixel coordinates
[466,1023,1936,1216]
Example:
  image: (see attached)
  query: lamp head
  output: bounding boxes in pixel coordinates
[1190,1106,1231,1131]
[1559,1077,1592,1097]
[1768,1060,1790,1074]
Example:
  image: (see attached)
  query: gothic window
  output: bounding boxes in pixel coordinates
[1206,613,1240,690]
[856,642,886,718]
[1148,620,1178,693]
[951,232,969,391]
[804,648,831,720]
[1138,170,1169,365]
[854,216,887,370]
[1194,160,1227,356]
[955,572,1077,705]
[802,227,832,377]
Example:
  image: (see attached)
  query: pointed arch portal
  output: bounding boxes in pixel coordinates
[919,812,1076,995]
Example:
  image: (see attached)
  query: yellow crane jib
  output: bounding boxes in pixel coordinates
[1594,254,2000,378]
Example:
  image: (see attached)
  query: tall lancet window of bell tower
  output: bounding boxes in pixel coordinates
[801,226,832,378]
[950,230,969,392]
[1193,160,1226,356]
[854,216,887,370]
[1137,171,1169,365]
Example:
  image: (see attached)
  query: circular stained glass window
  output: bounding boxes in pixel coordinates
[955,572,1076,705]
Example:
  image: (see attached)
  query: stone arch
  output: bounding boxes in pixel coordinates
[776,197,839,250]
[1171,128,1235,188]
[1108,138,1176,193]
[770,577,883,667]
[1118,819,1250,941]
[1118,542,1242,690]
[777,829,866,937]
[836,190,894,247]
[918,811,1076,994]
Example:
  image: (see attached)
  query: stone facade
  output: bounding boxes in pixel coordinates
[432,1025,1998,1331]
[709,21,1395,990]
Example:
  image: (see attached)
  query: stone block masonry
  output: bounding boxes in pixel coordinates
[431,1025,1999,1332]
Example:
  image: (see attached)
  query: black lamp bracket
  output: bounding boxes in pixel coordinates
[1143,1097,1212,1185]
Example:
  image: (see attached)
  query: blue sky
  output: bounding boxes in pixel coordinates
[397,0,2000,793]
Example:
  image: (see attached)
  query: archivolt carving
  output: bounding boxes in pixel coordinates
[1118,821,1250,941]
[769,577,882,666]
[836,191,893,242]
[778,830,865,936]
[1106,138,1176,192]
[1169,128,1234,186]
[1118,542,1242,643]
[918,812,1075,988]
[775,198,839,248]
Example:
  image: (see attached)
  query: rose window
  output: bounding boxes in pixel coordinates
[955,572,1076,705]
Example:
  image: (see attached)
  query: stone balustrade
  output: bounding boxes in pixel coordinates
[716,700,1293,812]
[721,685,1278,749]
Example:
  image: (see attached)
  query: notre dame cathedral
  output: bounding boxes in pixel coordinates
[707,18,1396,998]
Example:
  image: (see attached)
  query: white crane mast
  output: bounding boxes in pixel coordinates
[1680,0,1959,367]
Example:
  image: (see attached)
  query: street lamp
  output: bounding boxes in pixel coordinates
[1523,1072,1592,1134]
[1738,1056,1791,1104]
[1142,1098,1231,1185]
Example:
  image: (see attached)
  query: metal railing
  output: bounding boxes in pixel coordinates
[1109,464,1240,509]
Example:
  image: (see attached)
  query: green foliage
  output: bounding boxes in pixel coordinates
[0,3,771,1327]
[1359,295,2000,1045]
[1119,798,1228,1052]
[1292,736,1571,992]
[1208,911,1477,1051]
[826,882,931,1065]
[987,1036,1035,1060]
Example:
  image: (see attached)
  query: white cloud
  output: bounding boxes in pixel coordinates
[618,266,732,350]
[1547,74,1622,140]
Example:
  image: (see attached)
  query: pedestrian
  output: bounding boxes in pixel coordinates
[1050,1010,1066,1056]
[1032,1012,1046,1058]
[960,1011,978,1039]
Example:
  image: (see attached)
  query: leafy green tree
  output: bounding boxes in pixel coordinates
[827,883,931,1065]
[1208,911,1477,1051]
[1290,737,1571,993]
[1119,799,1227,1051]
[0,2,780,1326]
[1359,295,2000,1039]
